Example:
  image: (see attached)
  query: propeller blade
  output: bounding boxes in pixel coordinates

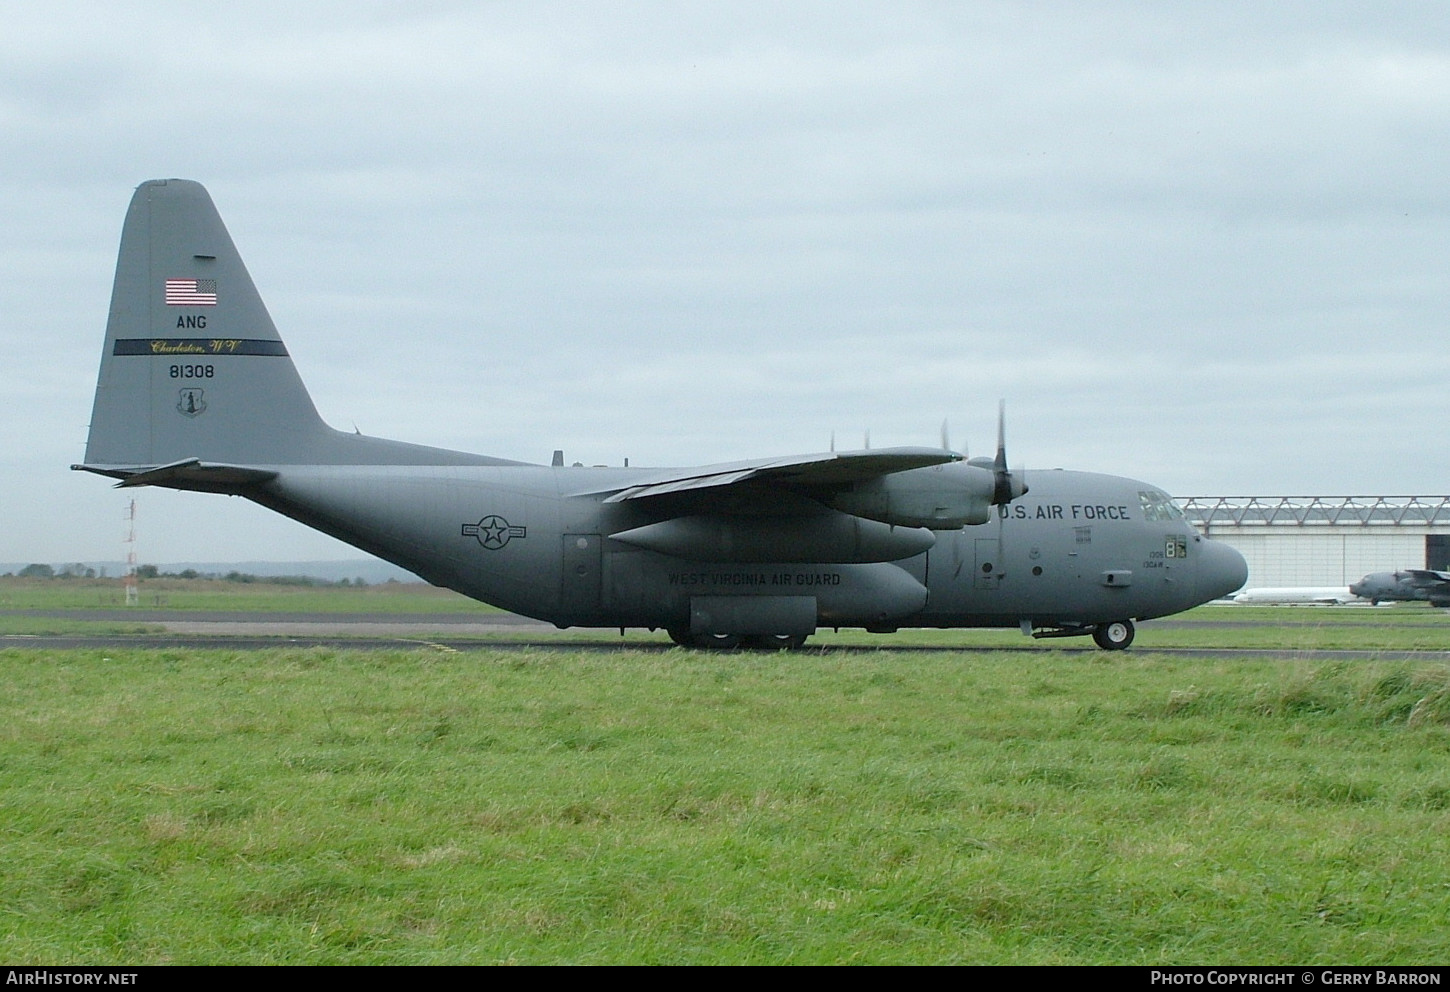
[993,401,1007,475]
[991,400,1028,503]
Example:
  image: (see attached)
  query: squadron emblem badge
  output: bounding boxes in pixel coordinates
[177,388,207,417]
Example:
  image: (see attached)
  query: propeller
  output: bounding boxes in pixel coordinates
[990,401,1028,504]
[940,419,968,460]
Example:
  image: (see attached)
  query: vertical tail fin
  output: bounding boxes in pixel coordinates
[81,179,332,470]
[78,179,517,481]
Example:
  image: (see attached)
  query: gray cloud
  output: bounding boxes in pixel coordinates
[5,2,1450,562]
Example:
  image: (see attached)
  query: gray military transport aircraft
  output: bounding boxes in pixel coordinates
[1350,570,1450,607]
[74,179,1248,650]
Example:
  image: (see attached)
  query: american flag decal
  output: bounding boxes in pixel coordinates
[164,278,218,306]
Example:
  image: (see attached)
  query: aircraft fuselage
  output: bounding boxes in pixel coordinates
[249,462,1241,640]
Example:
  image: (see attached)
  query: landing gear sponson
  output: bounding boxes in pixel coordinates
[666,621,1136,651]
[667,630,809,651]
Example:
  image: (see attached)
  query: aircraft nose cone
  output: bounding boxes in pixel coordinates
[1199,538,1248,601]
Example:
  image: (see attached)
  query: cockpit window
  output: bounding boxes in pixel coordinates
[1139,490,1184,522]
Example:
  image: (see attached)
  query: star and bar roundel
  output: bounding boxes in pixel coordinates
[462,515,527,550]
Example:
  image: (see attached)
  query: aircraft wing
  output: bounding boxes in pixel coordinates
[1404,569,1450,584]
[579,447,960,503]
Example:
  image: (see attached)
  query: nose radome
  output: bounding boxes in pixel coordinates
[1200,539,1248,601]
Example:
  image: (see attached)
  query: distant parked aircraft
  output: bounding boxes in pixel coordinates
[1349,570,1450,607]
[1231,587,1364,605]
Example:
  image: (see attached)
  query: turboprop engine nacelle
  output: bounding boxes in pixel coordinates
[610,511,936,563]
[827,461,998,530]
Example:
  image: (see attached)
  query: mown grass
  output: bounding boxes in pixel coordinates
[0,617,166,636]
[2,646,1449,964]
[809,607,1450,653]
[0,577,489,613]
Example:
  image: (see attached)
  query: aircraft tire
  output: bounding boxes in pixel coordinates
[1092,619,1135,651]
[741,633,809,651]
[667,629,742,650]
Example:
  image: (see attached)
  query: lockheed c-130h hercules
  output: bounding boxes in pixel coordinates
[74,180,1248,650]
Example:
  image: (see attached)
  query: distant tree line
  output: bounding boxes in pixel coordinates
[11,563,97,579]
[6,564,372,587]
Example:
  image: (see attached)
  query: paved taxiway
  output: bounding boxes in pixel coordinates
[4,608,1450,661]
[8,608,553,636]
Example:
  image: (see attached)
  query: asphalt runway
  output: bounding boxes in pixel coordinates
[2,608,555,652]
[5,608,1450,661]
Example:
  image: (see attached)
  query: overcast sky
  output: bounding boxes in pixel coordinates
[5,1,1450,565]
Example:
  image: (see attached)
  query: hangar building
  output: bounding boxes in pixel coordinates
[1180,496,1450,590]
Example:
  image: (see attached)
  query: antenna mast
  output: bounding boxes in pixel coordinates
[123,498,138,606]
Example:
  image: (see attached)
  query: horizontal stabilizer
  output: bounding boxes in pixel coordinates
[72,458,278,493]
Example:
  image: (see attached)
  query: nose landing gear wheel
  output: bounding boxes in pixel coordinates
[1092,619,1135,650]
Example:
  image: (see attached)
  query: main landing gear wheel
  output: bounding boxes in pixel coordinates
[1092,619,1135,651]
[741,633,809,651]
[667,629,741,650]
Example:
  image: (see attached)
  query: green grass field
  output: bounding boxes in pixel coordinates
[3,647,1450,961]
[0,576,492,614]
[3,577,1450,963]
